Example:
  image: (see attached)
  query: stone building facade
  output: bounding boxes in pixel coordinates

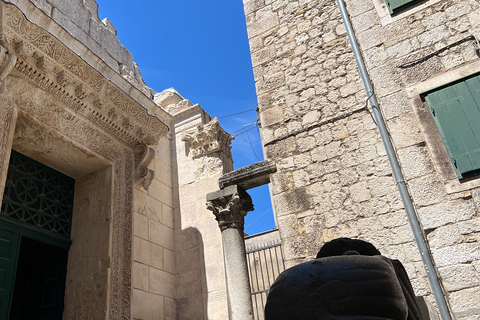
[242,0,480,318]
[0,0,235,319]
[244,0,480,319]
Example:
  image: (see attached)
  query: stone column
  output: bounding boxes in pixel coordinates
[207,185,254,320]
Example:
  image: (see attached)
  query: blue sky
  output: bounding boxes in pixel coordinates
[96,0,275,235]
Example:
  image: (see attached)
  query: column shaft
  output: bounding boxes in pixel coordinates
[222,227,254,320]
[206,185,255,320]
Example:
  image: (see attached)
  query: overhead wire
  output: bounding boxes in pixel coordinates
[246,207,272,229]
[220,106,272,232]
[217,104,262,161]
[218,107,258,119]
[234,125,258,137]
[242,129,261,161]
[233,122,257,134]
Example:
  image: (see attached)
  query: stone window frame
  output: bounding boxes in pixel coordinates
[406,59,480,194]
[372,0,443,26]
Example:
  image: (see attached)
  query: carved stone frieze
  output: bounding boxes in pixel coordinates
[206,185,254,231]
[182,117,234,158]
[0,2,168,147]
[0,44,17,93]
[134,142,155,190]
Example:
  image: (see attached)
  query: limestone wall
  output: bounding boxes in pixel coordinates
[243,0,480,318]
[170,101,233,320]
[132,135,177,320]
[131,92,236,320]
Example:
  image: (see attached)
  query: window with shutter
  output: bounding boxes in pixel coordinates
[385,0,422,14]
[424,75,480,179]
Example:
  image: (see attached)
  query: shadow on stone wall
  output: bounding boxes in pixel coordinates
[176,227,208,319]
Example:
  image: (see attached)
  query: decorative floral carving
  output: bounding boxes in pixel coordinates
[182,117,234,158]
[134,142,155,190]
[0,45,17,93]
[2,4,168,147]
[206,185,254,232]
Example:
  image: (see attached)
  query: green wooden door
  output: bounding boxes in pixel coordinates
[0,229,20,320]
[9,237,68,320]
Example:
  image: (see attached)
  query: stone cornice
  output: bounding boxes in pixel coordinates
[0,1,169,147]
[182,117,234,158]
[219,160,277,190]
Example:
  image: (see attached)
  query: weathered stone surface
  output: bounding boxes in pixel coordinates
[244,0,480,316]
[439,264,479,292]
[432,243,480,267]
[132,289,165,320]
[219,159,277,190]
[418,200,476,230]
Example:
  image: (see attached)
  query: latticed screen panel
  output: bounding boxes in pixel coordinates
[1,150,75,240]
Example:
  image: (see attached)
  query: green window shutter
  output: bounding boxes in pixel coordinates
[385,0,421,14]
[425,76,480,179]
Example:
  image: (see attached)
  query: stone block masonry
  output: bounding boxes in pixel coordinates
[243,0,480,318]
[17,0,151,96]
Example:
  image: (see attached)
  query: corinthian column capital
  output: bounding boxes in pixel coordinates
[206,185,254,232]
[182,117,234,159]
[0,45,17,94]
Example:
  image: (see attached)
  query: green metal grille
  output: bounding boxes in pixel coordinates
[1,151,75,240]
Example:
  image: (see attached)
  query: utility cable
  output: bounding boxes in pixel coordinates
[242,129,261,161]
[218,107,257,119]
[234,125,258,137]
[246,207,272,229]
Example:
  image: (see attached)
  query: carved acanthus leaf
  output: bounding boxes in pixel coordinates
[206,185,254,231]
[182,117,234,159]
[134,142,155,190]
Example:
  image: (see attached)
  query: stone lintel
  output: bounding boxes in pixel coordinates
[206,185,254,231]
[219,160,277,190]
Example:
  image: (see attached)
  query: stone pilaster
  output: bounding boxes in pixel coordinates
[207,185,254,320]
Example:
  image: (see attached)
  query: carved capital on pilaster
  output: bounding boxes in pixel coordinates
[182,117,234,159]
[0,45,17,94]
[206,185,254,232]
[134,142,155,190]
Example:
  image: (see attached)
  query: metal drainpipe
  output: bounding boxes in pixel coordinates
[336,1,452,319]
